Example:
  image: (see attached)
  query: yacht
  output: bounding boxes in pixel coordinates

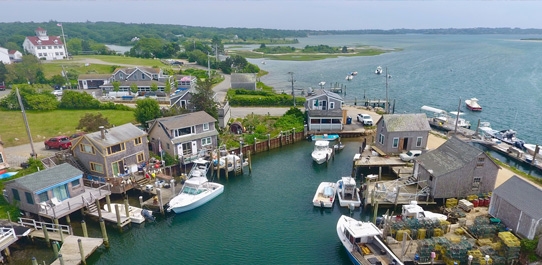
[167,176,224,214]
[311,140,333,164]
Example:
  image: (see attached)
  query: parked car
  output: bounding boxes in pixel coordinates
[399,150,423,162]
[0,82,6,91]
[69,132,86,140]
[44,136,72,150]
[357,113,374,126]
[52,87,63,96]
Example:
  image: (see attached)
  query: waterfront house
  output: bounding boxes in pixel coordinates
[0,136,8,170]
[374,113,430,155]
[100,67,172,95]
[304,89,344,131]
[3,163,110,220]
[78,74,111,89]
[0,47,11,64]
[231,73,257,90]
[22,27,66,60]
[147,111,218,164]
[71,124,149,193]
[8,50,22,62]
[414,137,500,199]
[489,176,542,240]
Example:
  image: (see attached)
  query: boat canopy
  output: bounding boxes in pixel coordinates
[341,177,356,186]
[314,140,330,147]
[342,216,381,238]
[185,176,208,186]
[421,105,446,114]
[323,186,334,197]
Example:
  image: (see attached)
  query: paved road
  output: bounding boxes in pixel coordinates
[213,74,230,103]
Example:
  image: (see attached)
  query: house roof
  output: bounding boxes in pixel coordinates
[152,111,216,132]
[25,36,64,46]
[100,80,166,87]
[8,50,19,55]
[174,75,196,82]
[415,137,492,177]
[493,175,542,218]
[5,163,82,193]
[231,73,256,83]
[306,89,343,102]
[307,109,344,118]
[113,67,160,76]
[85,123,147,148]
[378,113,430,132]
[78,74,110,80]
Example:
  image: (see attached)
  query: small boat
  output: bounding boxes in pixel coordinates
[375,66,383,75]
[524,143,542,157]
[167,176,224,214]
[311,134,339,141]
[104,203,151,224]
[337,215,403,265]
[312,140,333,164]
[465,98,482,111]
[336,177,361,208]
[213,152,248,172]
[351,71,358,76]
[312,182,337,208]
[318,81,326,87]
[346,75,353,80]
[334,142,345,151]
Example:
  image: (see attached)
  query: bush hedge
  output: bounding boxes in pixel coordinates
[227,89,305,107]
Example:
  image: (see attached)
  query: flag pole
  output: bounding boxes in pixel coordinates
[58,23,68,59]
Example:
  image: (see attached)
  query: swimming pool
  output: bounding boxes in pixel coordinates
[0,172,18,179]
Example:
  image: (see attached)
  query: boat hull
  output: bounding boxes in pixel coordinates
[311,151,332,164]
[466,104,482,111]
[313,182,337,208]
[169,185,224,214]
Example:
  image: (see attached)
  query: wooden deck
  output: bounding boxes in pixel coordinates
[141,183,178,213]
[87,207,131,228]
[38,185,110,220]
[50,235,103,265]
[0,228,17,252]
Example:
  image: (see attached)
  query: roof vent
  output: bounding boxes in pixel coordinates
[100,126,106,139]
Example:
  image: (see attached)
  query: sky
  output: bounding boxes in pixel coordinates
[2,1,542,30]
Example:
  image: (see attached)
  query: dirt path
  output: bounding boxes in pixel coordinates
[4,143,58,169]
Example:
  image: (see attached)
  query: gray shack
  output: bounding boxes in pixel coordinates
[231,73,257,90]
[374,114,430,155]
[414,137,500,199]
[489,175,542,240]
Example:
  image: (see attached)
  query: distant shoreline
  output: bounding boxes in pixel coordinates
[520,38,542,41]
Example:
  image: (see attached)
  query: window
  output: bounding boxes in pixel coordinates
[416,137,423,147]
[202,137,212,146]
[111,160,125,176]
[12,189,20,201]
[60,52,64,55]
[181,142,192,155]
[134,137,142,145]
[107,143,125,155]
[137,152,145,163]
[80,144,95,154]
[392,137,399,148]
[203,123,209,131]
[71,179,80,187]
[330,102,335,109]
[119,73,123,79]
[477,157,485,167]
[48,46,52,49]
[90,162,104,173]
[472,177,481,190]
[166,143,170,150]
[38,192,49,203]
[379,134,385,145]
[174,127,194,137]
[142,73,145,79]
[0,153,3,163]
[25,192,34,205]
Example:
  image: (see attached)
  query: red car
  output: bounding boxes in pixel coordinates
[69,132,86,140]
[44,136,72,150]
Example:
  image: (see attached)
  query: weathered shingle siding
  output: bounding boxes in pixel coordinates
[73,137,107,178]
[149,122,176,157]
[375,117,429,154]
[104,136,149,177]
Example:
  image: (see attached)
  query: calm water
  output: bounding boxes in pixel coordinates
[256,34,542,145]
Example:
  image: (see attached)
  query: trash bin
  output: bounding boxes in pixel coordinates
[346,116,352,124]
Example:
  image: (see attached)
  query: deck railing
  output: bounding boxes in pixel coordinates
[18,217,72,235]
[0,227,16,241]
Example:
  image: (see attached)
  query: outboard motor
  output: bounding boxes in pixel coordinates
[141,209,155,222]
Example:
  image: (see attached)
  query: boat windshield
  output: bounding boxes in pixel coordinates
[182,186,204,195]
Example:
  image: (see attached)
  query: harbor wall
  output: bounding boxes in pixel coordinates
[229,130,305,156]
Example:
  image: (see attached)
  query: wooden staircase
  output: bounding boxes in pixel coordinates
[86,201,98,213]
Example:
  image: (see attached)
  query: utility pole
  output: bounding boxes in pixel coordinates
[16,88,37,159]
[288,72,296,107]
[207,52,211,79]
[58,23,68,59]
[60,65,72,89]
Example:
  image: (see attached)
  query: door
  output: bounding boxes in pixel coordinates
[52,184,69,201]
[402,138,409,150]
[112,160,125,176]
[191,141,198,155]
[399,138,405,151]
[82,80,88,89]
[321,100,327,110]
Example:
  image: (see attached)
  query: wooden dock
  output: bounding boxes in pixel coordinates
[473,139,542,172]
[50,235,103,265]
[363,180,436,206]
[140,183,178,213]
[87,208,131,228]
[354,146,407,168]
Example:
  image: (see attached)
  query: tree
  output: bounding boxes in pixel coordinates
[164,81,172,95]
[77,113,111,132]
[60,90,101,109]
[191,78,218,119]
[50,75,66,87]
[112,81,121,92]
[134,98,160,128]
[4,42,20,52]
[7,55,42,84]
[0,62,7,83]
[259,43,266,49]
[67,38,83,54]
[130,83,139,95]
[342,46,348,53]
[150,82,158,92]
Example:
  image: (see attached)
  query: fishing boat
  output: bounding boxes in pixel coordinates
[167,176,224,214]
[103,203,152,224]
[311,134,339,141]
[337,215,403,265]
[336,177,361,208]
[334,142,345,151]
[312,182,337,208]
[375,66,383,75]
[465,98,482,111]
[188,158,210,178]
[312,140,333,164]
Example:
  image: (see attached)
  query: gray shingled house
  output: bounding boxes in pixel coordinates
[305,90,344,131]
[100,67,172,95]
[71,123,149,193]
[77,74,110,89]
[169,90,193,110]
[414,137,500,199]
[231,73,257,90]
[489,176,542,240]
[147,111,218,164]
[3,163,110,219]
[374,113,431,154]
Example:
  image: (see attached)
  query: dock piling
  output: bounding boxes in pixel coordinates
[54,218,64,243]
[32,257,38,265]
[43,224,50,244]
[115,204,121,228]
[81,220,88,238]
[99,218,109,248]
[217,150,221,180]
[248,151,252,174]
[52,241,59,260]
[157,188,164,215]
[372,201,379,225]
[171,179,176,197]
[95,199,102,219]
[225,157,229,179]
[78,238,86,265]
[65,215,71,226]
[106,194,111,212]
[139,196,143,208]
[124,199,130,219]
[58,254,65,265]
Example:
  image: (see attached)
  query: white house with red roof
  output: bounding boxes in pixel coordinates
[8,50,23,61]
[23,27,66,60]
[0,47,10,64]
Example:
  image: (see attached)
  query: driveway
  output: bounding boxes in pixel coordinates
[4,143,59,169]
[213,74,231,103]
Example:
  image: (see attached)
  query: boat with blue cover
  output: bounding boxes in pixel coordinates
[311,134,339,141]
[312,182,337,208]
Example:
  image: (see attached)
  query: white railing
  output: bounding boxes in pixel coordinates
[18,217,72,235]
[0,227,16,241]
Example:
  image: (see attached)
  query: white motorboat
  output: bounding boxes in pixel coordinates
[336,177,361,208]
[188,158,210,179]
[213,152,248,172]
[167,176,224,214]
[524,144,542,158]
[346,75,353,80]
[375,66,383,75]
[421,106,471,129]
[337,215,403,265]
[104,203,151,224]
[312,182,337,208]
[311,140,333,164]
[465,98,482,111]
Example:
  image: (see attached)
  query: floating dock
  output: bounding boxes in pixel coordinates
[50,235,103,265]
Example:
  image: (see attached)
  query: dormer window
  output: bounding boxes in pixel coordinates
[173,126,195,137]
[142,73,145,79]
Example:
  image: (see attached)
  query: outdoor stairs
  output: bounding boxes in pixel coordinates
[420,186,431,195]
[64,155,93,177]
[86,201,98,213]
[41,156,57,169]
[404,175,418,186]
[134,176,150,189]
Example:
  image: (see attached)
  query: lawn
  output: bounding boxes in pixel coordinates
[72,55,166,67]
[0,109,136,147]
[41,63,115,78]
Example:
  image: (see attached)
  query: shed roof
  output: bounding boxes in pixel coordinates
[379,113,430,132]
[306,89,343,102]
[415,137,488,177]
[85,123,147,147]
[152,111,216,130]
[5,163,82,193]
[78,74,110,80]
[493,175,542,218]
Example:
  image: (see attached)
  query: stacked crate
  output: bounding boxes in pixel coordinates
[497,232,520,261]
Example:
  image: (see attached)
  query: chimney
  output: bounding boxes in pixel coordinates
[99,126,105,139]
